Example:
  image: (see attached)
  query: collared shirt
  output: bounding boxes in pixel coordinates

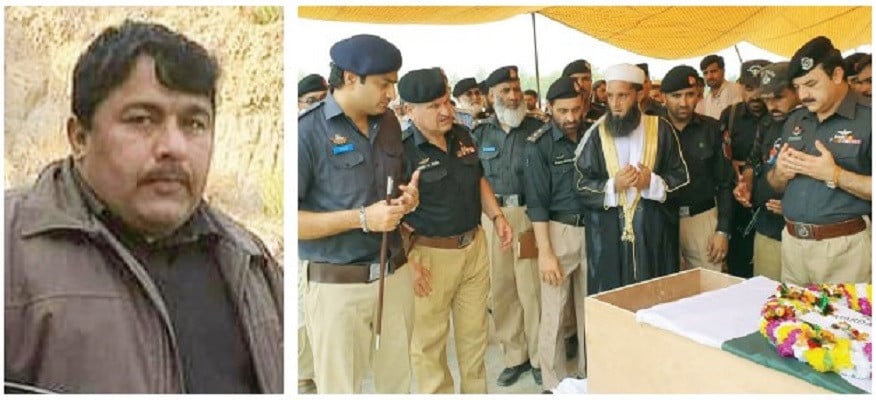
[298,93,405,264]
[776,89,871,224]
[720,101,771,162]
[456,109,476,130]
[523,122,586,222]
[401,123,483,236]
[71,166,258,393]
[701,80,742,120]
[667,113,734,232]
[472,114,543,196]
[750,118,787,240]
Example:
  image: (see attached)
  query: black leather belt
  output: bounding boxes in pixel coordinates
[679,199,716,218]
[550,212,587,227]
[308,256,406,284]
[495,194,525,207]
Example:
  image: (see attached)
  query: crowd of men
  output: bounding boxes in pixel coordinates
[297,34,871,394]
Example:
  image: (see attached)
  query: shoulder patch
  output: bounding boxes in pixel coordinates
[297,101,324,120]
[526,123,552,143]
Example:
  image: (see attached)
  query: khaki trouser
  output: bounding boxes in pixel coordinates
[303,262,414,393]
[679,207,724,272]
[538,221,587,390]
[410,228,490,394]
[752,232,782,281]
[298,261,314,381]
[781,220,871,285]
[482,206,541,368]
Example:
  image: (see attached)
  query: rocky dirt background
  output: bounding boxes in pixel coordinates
[5,6,284,258]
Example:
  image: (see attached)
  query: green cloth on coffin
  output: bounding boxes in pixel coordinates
[721,332,867,394]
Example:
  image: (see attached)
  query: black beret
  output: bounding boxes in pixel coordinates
[789,36,840,80]
[660,65,699,93]
[636,63,650,79]
[329,34,402,76]
[484,65,519,88]
[757,62,791,99]
[298,74,327,97]
[398,68,447,103]
[546,77,579,101]
[561,59,592,77]
[477,80,489,94]
[453,77,478,97]
[738,59,771,87]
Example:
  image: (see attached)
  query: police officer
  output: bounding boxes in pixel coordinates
[298,34,420,394]
[637,62,666,116]
[733,62,801,281]
[473,65,543,386]
[767,36,871,284]
[523,77,589,393]
[561,59,605,127]
[661,65,734,271]
[719,59,771,278]
[396,68,512,394]
[298,73,328,112]
[453,77,486,129]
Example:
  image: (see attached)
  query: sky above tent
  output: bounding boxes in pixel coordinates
[296,9,871,94]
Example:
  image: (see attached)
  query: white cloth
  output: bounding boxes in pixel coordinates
[635,275,778,348]
[605,63,645,85]
[635,275,872,393]
[700,79,741,120]
[603,119,668,207]
[551,377,587,394]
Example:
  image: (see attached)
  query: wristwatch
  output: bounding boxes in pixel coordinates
[825,165,841,189]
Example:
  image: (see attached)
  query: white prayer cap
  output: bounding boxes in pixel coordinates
[604,63,645,85]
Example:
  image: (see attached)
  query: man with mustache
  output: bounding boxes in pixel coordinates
[523,77,590,393]
[575,63,689,293]
[298,34,420,393]
[852,54,871,104]
[661,65,734,272]
[471,65,543,387]
[453,77,487,130]
[5,21,282,393]
[562,59,606,128]
[697,54,742,120]
[767,36,872,285]
[718,59,771,279]
[733,62,801,281]
[397,68,511,394]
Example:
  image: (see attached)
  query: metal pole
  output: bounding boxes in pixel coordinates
[531,13,542,108]
[733,44,743,63]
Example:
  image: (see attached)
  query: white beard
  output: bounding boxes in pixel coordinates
[494,96,527,128]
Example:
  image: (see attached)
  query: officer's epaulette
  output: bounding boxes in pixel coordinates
[527,112,551,124]
[297,101,325,120]
[526,123,552,143]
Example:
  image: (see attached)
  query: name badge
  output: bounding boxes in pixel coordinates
[332,143,355,155]
[482,146,497,153]
[553,158,574,166]
[416,160,441,171]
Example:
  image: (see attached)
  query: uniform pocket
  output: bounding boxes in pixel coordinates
[327,150,367,195]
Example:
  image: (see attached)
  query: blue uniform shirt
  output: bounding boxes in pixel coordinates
[298,93,405,264]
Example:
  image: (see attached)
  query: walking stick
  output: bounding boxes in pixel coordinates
[375,176,393,351]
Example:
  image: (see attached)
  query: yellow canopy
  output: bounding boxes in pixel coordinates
[298,6,871,59]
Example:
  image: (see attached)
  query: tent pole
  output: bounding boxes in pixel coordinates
[531,12,542,108]
[733,44,743,63]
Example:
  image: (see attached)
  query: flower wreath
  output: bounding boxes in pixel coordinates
[759,283,872,380]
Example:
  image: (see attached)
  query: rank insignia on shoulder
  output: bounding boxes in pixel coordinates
[527,124,551,143]
[331,134,348,145]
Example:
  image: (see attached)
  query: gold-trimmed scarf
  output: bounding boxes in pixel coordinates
[598,115,659,243]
